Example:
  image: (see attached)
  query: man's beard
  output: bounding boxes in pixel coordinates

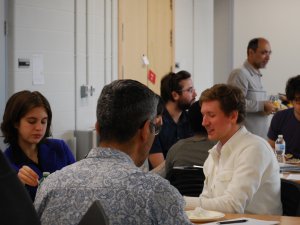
[178,99,194,111]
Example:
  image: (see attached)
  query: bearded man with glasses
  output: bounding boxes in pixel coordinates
[148,70,197,169]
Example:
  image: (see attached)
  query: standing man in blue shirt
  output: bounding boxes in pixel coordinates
[149,71,197,169]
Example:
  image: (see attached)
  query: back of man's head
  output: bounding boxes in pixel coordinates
[199,84,246,124]
[286,75,300,101]
[188,100,207,135]
[160,70,191,103]
[96,79,158,143]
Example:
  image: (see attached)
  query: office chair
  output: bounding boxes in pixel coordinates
[166,166,205,197]
[281,178,300,216]
[78,200,109,225]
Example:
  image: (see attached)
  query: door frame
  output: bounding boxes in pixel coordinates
[0,0,7,150]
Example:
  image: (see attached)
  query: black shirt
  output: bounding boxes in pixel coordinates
[149,109,193,158]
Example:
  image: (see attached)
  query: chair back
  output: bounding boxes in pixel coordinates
[281,179,300,216]
[166,166,205,197]
[78,200,109,225]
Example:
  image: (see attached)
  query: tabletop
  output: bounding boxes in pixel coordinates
[193,213,300,225]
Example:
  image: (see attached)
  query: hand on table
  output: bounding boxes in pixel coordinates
[18,165,39,187]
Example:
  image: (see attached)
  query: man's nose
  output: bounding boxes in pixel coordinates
[202,116,208,126]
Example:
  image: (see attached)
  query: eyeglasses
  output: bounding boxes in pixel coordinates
[149,121,162,135]
[178,87,195,94]
[140,119,162,136]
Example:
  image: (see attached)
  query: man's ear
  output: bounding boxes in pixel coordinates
[230,111,239,124]
[171,91,180,101]
[95,121,100,135]
[140,120,150,142]
[248,48,255,57]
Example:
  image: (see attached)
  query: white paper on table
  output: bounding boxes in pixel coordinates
[201,217,279,225]
[286,173,300,180]
[32,54,45,85]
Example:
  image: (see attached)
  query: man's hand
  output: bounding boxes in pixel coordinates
[18,165,39,187]
[264,101,276,115]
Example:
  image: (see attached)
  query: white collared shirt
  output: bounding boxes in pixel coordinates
[185,126,282,215]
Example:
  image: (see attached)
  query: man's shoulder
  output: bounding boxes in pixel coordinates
[144,170,177,188]
[240,131,273,153]
[273,108,293,118]
[229,67,249,79]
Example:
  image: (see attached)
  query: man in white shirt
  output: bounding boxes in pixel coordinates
[184,84,282,215]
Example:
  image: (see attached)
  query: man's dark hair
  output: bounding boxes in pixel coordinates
[188,100,207,135]
[286,75,300,101]
[199,84,246,124]
[247,38,260,56]
[156,95,164,116]
[96,79,158,143]
[160,70,191,102]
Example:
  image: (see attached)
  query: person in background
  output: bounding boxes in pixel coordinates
[0,90,75,201]
[164,100,216,177]
[228,37,276,139]
[0,150,40,225]
[184,84,282,215]
[268,75,300,159]
[34,79,193,225]
[149,70,197,169]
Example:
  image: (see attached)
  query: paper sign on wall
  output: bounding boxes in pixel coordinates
[148,69,156,84]
[32,54,45,85]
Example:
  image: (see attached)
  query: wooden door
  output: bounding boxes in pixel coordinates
[118,0,174,94]
[147,0,174,94]
[118,0,148,84]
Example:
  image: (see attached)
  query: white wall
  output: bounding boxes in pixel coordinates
[175,0,214,95]
[233,0,300,95]
[193,0,214,94]
[216,0,300,96]
[174,0,194,74]
[4,0,117,152]
[214,0,233,84]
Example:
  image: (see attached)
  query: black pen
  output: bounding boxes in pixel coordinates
[217,219,248,224]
